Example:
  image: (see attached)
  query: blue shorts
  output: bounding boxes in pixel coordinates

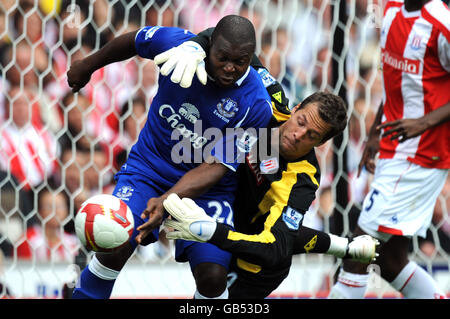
[113,172,164,248]
[113,172,235,270]
[174,196,235,270]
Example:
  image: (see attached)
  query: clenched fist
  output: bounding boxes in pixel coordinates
[67,59,94,93]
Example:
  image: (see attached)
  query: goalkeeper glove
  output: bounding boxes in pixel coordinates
[162,194,217,242]
[154,41,207,88]
[346,235,380,263]
[328,234,379,263]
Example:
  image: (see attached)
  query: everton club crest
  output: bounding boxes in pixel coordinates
[214,98,238,122]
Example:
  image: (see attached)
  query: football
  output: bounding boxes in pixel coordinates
[75,194,134,252]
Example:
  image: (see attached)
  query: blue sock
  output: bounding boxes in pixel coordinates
[72,256,119,299]
[72,267,116,299]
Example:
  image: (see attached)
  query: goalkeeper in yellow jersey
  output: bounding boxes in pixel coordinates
[155,31,379,298]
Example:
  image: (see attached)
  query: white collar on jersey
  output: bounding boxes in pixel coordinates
[235,66,251,86]
[207,66,251,87]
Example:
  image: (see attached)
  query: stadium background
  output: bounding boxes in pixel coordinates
[0,0,448,298]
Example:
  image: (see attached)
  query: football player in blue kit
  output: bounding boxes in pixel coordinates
[67,15,273,299]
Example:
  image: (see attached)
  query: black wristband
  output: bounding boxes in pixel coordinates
[208,223,233,245]
[342,236,353,259]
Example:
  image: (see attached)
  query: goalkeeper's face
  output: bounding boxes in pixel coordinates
[278,102,331,161]
[207,35,253,88]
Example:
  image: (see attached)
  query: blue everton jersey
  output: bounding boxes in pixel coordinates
[119,26,273,195]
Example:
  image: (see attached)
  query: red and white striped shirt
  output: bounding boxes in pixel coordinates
[16,226,79,262]
[46,49,138,145]
[0,123,59,189]
[379,0,450,169]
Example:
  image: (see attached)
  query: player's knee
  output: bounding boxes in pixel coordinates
[375,239,410,282]
[376,257,407,282]
[194,263,228,297]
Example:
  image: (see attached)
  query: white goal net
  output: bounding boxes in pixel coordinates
[0,0,448,299]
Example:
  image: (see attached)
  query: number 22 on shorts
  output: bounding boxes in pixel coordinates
[208,200,234,227]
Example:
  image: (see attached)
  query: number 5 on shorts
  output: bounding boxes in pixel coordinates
[365,189,379,211]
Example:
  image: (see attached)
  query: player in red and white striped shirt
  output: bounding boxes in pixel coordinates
[0,86,59,190]
[329,0,450,299]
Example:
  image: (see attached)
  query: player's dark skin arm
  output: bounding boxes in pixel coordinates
[357,101,384,177]
[377,100,450,142]
[405,0,431,11]
[67,30,138,92]
[135,160,229,244]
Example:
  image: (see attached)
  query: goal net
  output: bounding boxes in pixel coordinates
[0,0,448,299]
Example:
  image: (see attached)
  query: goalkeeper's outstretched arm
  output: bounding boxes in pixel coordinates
[209,220,378,266]
[163,194,378,267]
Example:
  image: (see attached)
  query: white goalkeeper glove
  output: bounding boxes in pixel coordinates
[162,194,217,242]
[346,235,380,263]
[328,234,379,263]
[154,41,207,88]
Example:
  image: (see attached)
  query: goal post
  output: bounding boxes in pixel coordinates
[0,0,448,299]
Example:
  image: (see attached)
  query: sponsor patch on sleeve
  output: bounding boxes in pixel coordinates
[257,68,276,88]
[282,206,303,230]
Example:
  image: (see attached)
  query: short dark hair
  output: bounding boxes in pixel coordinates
[211,15,256,52]
[299,92,348,143]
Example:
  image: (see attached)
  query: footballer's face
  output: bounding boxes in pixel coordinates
[278,102,330,161]
[207,35,253,88]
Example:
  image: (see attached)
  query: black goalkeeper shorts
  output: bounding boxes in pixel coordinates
[227,258,291,299]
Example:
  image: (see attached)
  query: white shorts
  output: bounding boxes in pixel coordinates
[357,158,448,242]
